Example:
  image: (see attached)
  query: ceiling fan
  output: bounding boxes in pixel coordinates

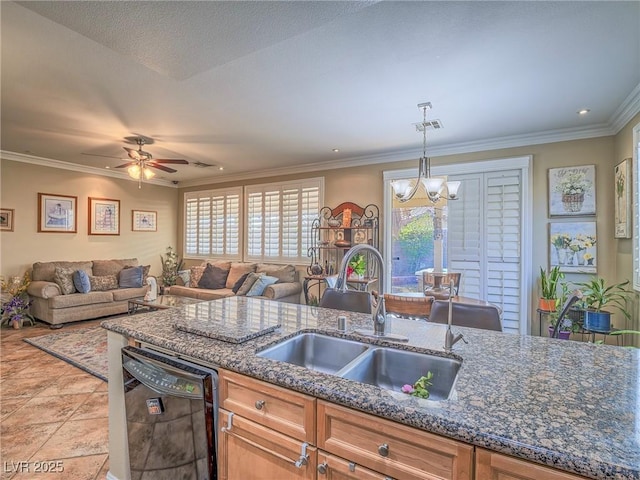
[114,137,189,188]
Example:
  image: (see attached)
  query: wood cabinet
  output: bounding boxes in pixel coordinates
[317,451,391,479]
[318,401,473,480]
[475,449,590,480]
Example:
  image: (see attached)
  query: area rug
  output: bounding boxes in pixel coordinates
[24,327,108,381]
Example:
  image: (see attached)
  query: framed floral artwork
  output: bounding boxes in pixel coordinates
[38,193,77,233]
[548,165,596,216]
[614,158,631,238]
[89,197,120,235]
[549,221,597,273]
[0,208,14,232]
[132,210,157,232]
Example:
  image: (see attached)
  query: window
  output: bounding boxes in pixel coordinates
[184,187,242,259]
[245,178,322,263]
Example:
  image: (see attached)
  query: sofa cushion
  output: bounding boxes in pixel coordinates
[89,275,119,291]
[246,275,279,297]
[119,266,144,288]
[256,264,296,283]
[231,273,250,294]
[49,291,114,309]
[198,264,229,289]
[236,272,261,296]
[226,262,256,289]
[32,261,92,282]
[92,258,138,277]
[190,266,206,287]
[200,259,232,271]
[112,286,149,301]
[54,267,76,295]
[73,270,91,293]
[168,285,234,300]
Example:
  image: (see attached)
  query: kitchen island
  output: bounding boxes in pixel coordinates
[102,297,639,480]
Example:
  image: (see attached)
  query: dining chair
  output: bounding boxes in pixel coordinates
[427,300,503,332]
[383,294,434,320]
[319,288,372,314]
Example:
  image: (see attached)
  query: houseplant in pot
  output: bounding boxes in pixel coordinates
[547,282,580,340]
[576,277,631,332]
[538,266,563,312]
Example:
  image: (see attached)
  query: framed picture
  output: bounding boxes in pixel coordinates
[614,158,632,238]
[549,221,597,273]
[0,208,14,232]
[548,165,596,216]
[132,210,157,232]
[38,193,77,233]
[89,197,120,235]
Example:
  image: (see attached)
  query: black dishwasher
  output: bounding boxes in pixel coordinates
[122,346,218,479]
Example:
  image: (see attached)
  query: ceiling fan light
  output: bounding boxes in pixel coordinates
[143,167,155,179]
[127,165,141,179]
[446,181,461,199]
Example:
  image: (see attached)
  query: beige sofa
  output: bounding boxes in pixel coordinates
[168,261,302,304]
[27,258,149,326]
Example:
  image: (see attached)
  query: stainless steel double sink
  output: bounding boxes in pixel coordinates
[257,333,461,400]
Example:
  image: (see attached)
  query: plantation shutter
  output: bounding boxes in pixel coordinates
[245,179,322,263]
[184,187,242,259]
[448,169,523,334]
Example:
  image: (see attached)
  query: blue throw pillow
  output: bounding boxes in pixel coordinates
[72,270,91,294]
[246,275,279,297]
[119,266,144,288]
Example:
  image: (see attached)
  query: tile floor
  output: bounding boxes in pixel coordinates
[1,319,110,480]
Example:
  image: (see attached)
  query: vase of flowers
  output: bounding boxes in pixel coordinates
[550,233,571,265]
[554,171,592,213]
[1,272,35,329]
[160,246,183,291]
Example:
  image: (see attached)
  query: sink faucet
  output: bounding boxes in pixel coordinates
[337,244,408,342]
[444,280,465,353]
[550,290,583,339]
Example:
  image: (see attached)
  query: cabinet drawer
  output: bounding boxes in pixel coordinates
[475,448,590,480]
[219,409,317,480]
[318,401,473,480]
[318,451,393,480]
[219,369,316,443]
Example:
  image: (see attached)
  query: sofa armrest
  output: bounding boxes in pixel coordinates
[262,282,302,300]
[27,281,61,299]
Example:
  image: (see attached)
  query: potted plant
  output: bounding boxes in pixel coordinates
[547,282,580,340]
[576,277,631,332]
[347,253,366,279]
[1,271,35,329]
[160,246,183,292]
[538,266,563,312]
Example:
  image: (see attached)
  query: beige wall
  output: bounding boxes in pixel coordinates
[0,160,179,278]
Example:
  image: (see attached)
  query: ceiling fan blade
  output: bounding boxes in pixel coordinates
[115,162,136,169]
[153,159,189,164]
[82,152,124,159]
[148,163,177,173]
[123,146,141,161]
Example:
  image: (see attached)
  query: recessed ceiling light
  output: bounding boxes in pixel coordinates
[218,166,224,171]
[332,148,340,153]
[577,108,590,115]
[105,166,110,169]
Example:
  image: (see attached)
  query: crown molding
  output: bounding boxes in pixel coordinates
[0,151,177,188]
[609,82,640,133]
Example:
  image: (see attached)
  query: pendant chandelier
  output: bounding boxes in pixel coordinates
[391,102,461,203]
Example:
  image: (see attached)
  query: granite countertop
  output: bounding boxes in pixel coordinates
[102,297,639,479]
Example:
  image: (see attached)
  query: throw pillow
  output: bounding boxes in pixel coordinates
[256,264,296,283]
[198,264,229,290]
[225,262,256,289]
[190,266,206,287]
[246,275,279,297]
[119,266,144,288]
[72,270,91,294]
[231,272,250,294]
[54,266,76,295]
[125,264,150,283]
[177,269,191,286]
[89,274,119,291]
[236,272,262,296]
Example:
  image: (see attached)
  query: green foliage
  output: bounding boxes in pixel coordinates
[348,253,366,277]
[160,246,183,287]
[397,214,434,274]
[403,372,434,399]
[539,266,564,300]
[577,277,631,320]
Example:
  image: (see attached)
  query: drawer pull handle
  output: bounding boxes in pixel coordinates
[221,412,234,433]
[317,462,328,475]
[294,442,309,468]
[255,400,266,410]
[378,443,389,457]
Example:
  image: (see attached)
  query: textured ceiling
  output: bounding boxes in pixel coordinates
[1,1,639,186]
